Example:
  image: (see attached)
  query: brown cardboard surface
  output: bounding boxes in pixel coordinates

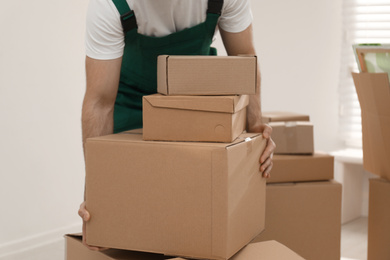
[65,234,166,260]
[267,152,334,183]
[352,73,390,180]
[85,132,267,260]
[143,94,248,142]
[157,55,257,95]
[252,181,342,260]
[261,111,310,123]
[269,121,314,154]
[368,178,390,260]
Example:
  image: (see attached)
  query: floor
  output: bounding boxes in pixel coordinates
[2,217,368,260]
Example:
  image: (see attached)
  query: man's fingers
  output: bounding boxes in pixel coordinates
[262,161,273,178]
[259,138,276,164]
[79,202,90,221]
[260,156,272,173]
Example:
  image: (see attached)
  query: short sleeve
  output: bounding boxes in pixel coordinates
[218,0,253,33]
[85,0,125,60]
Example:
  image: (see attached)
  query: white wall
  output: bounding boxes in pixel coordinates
[0,0,87,257]
[0,0,343,257]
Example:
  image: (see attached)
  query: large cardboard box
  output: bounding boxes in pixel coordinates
[267,152,334,183]
[85,131,267,260]
[368,178,390,260]
[157,55,257,95]
[143,94,248,142]
[261,111,310,123]
[269,121,314,154]
[65,234,167,260]
[352,72,390,179]
[252,181,342,260]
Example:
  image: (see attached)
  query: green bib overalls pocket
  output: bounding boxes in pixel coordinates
[112,0,223,133]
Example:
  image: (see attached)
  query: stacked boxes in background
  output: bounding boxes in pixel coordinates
[251,111,342,260]
[352,73,390,260]
[70,55,308,260]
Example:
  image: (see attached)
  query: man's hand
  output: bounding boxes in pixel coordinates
[78,202,108,251]
[249,123,276,178]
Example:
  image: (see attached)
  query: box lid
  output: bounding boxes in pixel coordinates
[143,94,249,114]
[87,131,261,149]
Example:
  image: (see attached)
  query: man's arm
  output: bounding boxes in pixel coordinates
[219,24,275,177]
[82,56,122,153]
[79,56,122,250]
[219,24,261,132]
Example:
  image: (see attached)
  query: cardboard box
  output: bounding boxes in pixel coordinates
[65,234,168,260]
[157,55,257,95]
[167,241,305,260]
[267,152,334,183]
[352,73,390,179]
[252,181,342,260]
[261,111,310,123]
[85,131,267,260]
[368,178,390,260]
[269,121,314,154]
[143,94,248,143]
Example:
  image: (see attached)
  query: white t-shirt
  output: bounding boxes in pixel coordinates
[86,0,253,60]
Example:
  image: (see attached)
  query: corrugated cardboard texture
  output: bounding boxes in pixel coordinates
[267,152,334,183]
[85,132,266,260]
[269,121,314,154]
[261,111,310,123]
[252,181,342,260]
[157,55,256,95]
[368,178,390,260]
[352,73,390,180]
[65,234,166,260]
[143,94,248,142]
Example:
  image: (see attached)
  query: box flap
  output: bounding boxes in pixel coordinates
[143,94,249,113]
[352,72,390,178]
[352,73,390,116]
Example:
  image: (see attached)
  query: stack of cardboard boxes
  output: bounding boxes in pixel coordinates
[352,73,390,260]
[66,55,305,259]
[251,111,342,260]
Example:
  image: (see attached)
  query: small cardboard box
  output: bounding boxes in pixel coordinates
[85,131,267,260]
[157,55,257,95]
[352,73,390,180]
[368,178,390,260]
[269,121,314,154]
[261,111,310,123]
[65,234,167,260]
[267,152,334,183]
[143,94,248,143]
[252,181,342,260]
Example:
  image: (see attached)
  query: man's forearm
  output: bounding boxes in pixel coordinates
[81,99,114,156]
[246,65,262,132]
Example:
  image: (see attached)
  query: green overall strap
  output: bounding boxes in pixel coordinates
[112,0,137,33]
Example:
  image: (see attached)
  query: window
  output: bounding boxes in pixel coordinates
[339,0,390,148]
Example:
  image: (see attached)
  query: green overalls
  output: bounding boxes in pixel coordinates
[111,0,224,133]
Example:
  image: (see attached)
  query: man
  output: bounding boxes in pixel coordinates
[79,0,275,250]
